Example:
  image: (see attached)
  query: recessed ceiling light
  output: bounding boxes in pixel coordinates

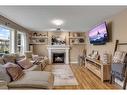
[52,19,64,26]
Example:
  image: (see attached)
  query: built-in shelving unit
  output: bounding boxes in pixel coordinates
[29,32,48,45]
[69,32,85,45]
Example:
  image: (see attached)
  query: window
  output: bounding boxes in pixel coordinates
[0,25,28,55]
[17,31,27,54]
[0,26,11,56]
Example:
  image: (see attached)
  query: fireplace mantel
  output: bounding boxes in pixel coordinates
[47,45,70,49]
[47,45,70,64]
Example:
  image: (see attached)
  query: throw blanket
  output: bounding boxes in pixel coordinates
[111,63,126,81]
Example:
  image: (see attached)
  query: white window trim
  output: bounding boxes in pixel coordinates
[0,24,28,55]
[0,25,14,53]
[17,31,27,55]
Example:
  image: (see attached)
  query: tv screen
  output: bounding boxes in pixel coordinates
[88,22,108,45]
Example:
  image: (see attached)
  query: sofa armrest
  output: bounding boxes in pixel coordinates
[0,80,7,85]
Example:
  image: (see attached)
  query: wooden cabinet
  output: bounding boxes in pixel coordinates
[85,57,111,82]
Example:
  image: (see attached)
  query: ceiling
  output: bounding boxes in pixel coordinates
[0,6,127,32]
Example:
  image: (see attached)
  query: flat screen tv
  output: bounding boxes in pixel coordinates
[88,22,108,45]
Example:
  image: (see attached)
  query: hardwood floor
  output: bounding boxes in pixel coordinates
[44,64,121,89]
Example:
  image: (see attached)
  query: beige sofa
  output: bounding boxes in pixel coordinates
[1,53,49,71]
[8,71,54,89]
[0,54,53,89]
[0,71,53,89]
[24,51,49,71]
[24,57,49,71]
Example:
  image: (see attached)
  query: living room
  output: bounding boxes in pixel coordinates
[0,6,127,90]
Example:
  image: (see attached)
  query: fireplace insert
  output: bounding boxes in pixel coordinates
[53,53,65,63]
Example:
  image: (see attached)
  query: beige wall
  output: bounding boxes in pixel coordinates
[85,9,127,87]
[33,45,48,56]
[0,15,30,52]
[69,45,85,63]
[32,9,127,63]
[0,15,30,33]
[33,32,85,63]
[85,9,127,58]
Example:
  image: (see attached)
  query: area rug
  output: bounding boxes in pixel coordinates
[52,65,78,86]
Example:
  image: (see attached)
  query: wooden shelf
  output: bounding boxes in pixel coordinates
[29,32,48,45]
[31,36,48,39]
[69,37,85,39]
[69,32,85,45]
[85,57,111,82]
[70,43,86,45]
[30,43,47,45]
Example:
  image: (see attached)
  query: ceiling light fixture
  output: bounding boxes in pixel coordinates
[52,19,64,26]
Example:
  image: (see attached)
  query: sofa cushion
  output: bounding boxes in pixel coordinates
[17,58,33,69]
[4,62,24,81]
[0,57,5,65]
[23,65,41,71]
[8,71,53,89]
[2,54,16,64]
[24,51,32,59]
[32,55,39,61]
[0,64,11,83]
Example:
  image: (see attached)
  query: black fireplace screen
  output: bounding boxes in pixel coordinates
[53,53,65,63]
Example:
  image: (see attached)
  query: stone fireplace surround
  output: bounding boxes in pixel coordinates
[47,45,70,64]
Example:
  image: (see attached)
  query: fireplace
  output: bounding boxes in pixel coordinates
[47,45,70,64]
[53,53,65,63]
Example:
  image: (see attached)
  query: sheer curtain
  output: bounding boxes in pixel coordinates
[17,31,28,55]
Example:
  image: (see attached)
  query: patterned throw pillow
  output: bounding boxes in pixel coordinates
[24,51,32,59]
[0,58,5,65]
[2,54,16,64]
[32,54,39,61]
[4,62,24,81]
[17,58,33,69]
[0,64,11,82]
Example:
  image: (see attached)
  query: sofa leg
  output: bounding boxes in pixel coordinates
[48,73,54,89]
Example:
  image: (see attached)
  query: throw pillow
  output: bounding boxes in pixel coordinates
[32,54,39,61]
[17,58,33,69]
[24,51,32,59]
[4,62,24,81]
[0,58,5,65]
[2,54,16,64]
[0,64,11,83]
